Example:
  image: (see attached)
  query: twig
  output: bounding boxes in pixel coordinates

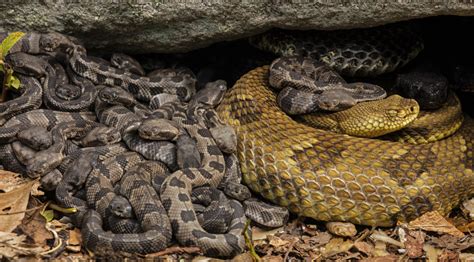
[40,222,63,256]
[355,227,375,243]
[283,238,298,262]
[243,219,261,262]
[1,64,9,102]
[145,246,201,257]
[0,205,44,216]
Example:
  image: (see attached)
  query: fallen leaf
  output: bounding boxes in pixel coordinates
[0,170,26,191]
[320,238,353,258]
[252,226,285,241]
[459,253,474,262]
[403,230,425,259]
[40,209,54,222]
[230,253,253,262]
[360,255,399,262]
[354,241,374,255]
[0,170,36,232]
[461,198,474,219]
[408,211,464,237]
[267,235,290,248]
[326,222,357,237]
[262,256,284,262]
[456,221,474,233]
[438,249,459,262]
[423,244,442,262]
[431,234,474,253]
[0,231,45,259]
[68,228,82,246]
[311,231,332,246]
[16,209,53,247]
[370,231,393,257]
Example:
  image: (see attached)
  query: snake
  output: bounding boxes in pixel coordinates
[269,56,387,115]
[250,24,424,77]
[217,66,474,227]
[66,44,197,102]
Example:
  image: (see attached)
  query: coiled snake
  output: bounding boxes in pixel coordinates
[217,66,474,226]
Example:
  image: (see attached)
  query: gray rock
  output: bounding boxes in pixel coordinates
[1,2,474,53]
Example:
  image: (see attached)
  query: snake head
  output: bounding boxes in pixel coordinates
[40,32,75,52]
[99,88,119,103]
[384,95,419,122]
[26,152,64,178]
[110,195,134,218]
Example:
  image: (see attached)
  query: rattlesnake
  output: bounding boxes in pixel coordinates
[217,66,474,226]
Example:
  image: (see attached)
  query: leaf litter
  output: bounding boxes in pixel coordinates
[1,166,474,260]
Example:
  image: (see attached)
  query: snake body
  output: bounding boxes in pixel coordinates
[217,66,474,226]
[250,24,424,77]
[67,45,196,102]
[270,56,387,114]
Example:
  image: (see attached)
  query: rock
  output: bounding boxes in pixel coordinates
[1,2,474,53]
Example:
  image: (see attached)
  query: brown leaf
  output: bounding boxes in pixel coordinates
[230,253,254,262]
[0,171,36,233]
[456,221,474,233]
[68,228,82,246]
[360,255,399,262]
[252,226,285,241]
[461,198,474,219]
[438,249,459,262]
[404,230,425,259]
[354,241,374,255]
[320,238,353,258]
[311,231,332,246]
[423,244,442,262]
[16,209,53,247]
[267,235,290,248]
[408,211,464,237]
[459,253,474,262]
[0,231,45,259]
[262,256,284,262]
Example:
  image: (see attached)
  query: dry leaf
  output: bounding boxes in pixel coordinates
[262,256,284,262]
[267,235,290,248]
[438,249,459,262]
[326,222,357,237]
[252,226,285,241]
[0,170,36,233]
[459,253,474,262]
[230,253,254,262]
[461,198,474,219]
[0,231,45,259]
[68,228,82,246]
[360,255,399,262]
[16,209,53,247]
[320,238,353,258]
[354,241,374,255]
[311,231,332,246]
[0,170,25,190]
[404,230,425,258]
[423,244,442,262]
[456,221,474,233]
[408,211,464,237]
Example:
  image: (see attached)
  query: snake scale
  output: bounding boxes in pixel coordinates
[217,66,474,226]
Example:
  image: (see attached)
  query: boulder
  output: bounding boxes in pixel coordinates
[1,2,474,53]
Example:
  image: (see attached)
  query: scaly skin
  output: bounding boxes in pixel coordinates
[217,66,474,226]
[298,95,420,138]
